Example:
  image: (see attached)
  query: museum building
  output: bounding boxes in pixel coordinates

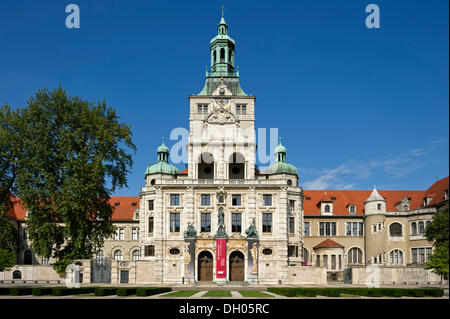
[1,13,449,286]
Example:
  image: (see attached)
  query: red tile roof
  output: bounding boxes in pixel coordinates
[424,177,449,207]
[314,238,344,249]
[303,189,425,216]
[10,196,140,221]
[179,168,188,174]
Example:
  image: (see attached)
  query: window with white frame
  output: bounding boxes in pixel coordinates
[346,222,363,236]
[132,228,139,241]
[304,222,310,236]
[197,104,209,113]
[114,228,124,240]
[319,222,337,236]
[42,257,50,266]
[411,222,417,236]
[114,250,123,261]
[132,250,140,261]
[389,249,403,264]
[348,247,363,264]
[348,205,356,214]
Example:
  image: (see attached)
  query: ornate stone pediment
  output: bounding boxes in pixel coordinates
[197,233,214,240]
[205,108,238,125]
[228,233,247,240]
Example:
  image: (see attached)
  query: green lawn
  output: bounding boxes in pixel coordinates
[202,290,232,297]
[160,290,200,297]
[239,291,274,298]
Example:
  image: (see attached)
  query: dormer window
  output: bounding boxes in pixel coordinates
[114,202,120,207]
[348,205,356,214]
[331,197,336,201]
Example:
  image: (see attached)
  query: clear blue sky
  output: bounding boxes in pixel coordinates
[0,0,448,194]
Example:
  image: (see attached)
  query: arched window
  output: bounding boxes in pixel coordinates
[213,50,217,64]
[411,222,417,236]
[229,152,245,180]
[389,223,402,237]
[114,250,123,261]
[198,152,214,179]
[24,249,32,265]
[348,247,363,264]
[418,221,424,235]
[389,249,403,264]
[12,270,22,279]
[324,205,330,213]
[132,250,140,261]
[287,179,293,186]
[220,48,225,62]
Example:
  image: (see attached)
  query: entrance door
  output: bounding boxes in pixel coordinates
[120,270,129,284]
[229,251,245,281]
[198,251,213,281]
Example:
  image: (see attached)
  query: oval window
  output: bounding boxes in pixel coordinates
[169,248,180,255]
[287,179,292,186]
[150,179,156,185]
[262,248,273,255]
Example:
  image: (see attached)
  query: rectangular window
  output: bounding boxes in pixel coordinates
[377,203,382,210]
[232,213,242,233]
[426,248,432,262]
[418,248,425,263]
[232,194,241,206]
[373,225,377,233]
[323,255,328,268]
[201,194,211,206]
[148,217,154,233]
[358,222,364,236]
[148,200,154,211]
[132,228,139,241]
[412,248,418,263]
[346,222,351,236]
[115,228,124,240]
[170,194,180,206]
[201,213,211,232]
[263,194,272,206]
[320,222,336,236]
[236,104,247,115]
[349,205,356,213]
[198,104,208,113]
[316,255,320,266]
[262,213,272,233]
[331,255,336,270]
[289,217,295,234]
[170,213,180,232]
[289,200,295,211]
[144,245,155,257]
[288,245,298,257]
[352,222,358,236]
[304,222,310,236]
[319,222,325,236]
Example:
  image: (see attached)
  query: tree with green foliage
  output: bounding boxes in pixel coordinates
[0,87,136,274]
[425,203,449,280]
[0,249,16,271]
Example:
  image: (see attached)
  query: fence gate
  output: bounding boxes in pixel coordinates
[91,258,111,283]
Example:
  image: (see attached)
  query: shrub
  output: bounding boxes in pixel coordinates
[32,287,55,296]
[136,287,171,297]
[423,288,444,297]
[116,287,138,296]
[9,287,33,296]
[94,287,117,296]
[0,288,11,295]
[52,287,95,296]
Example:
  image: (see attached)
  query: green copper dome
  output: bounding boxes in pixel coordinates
[264,137,298,176]
[264,162,298,175]
[145,138,179,175]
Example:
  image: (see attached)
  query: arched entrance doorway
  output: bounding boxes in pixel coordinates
[198,251,213,281]
[229,251,245,281]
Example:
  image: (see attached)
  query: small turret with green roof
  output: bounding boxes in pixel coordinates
[145,137,179,175]
[264,137,298,175]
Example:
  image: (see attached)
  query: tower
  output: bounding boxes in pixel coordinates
[188,10,256,181]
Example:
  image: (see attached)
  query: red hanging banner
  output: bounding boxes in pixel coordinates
[216,239,226,278]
